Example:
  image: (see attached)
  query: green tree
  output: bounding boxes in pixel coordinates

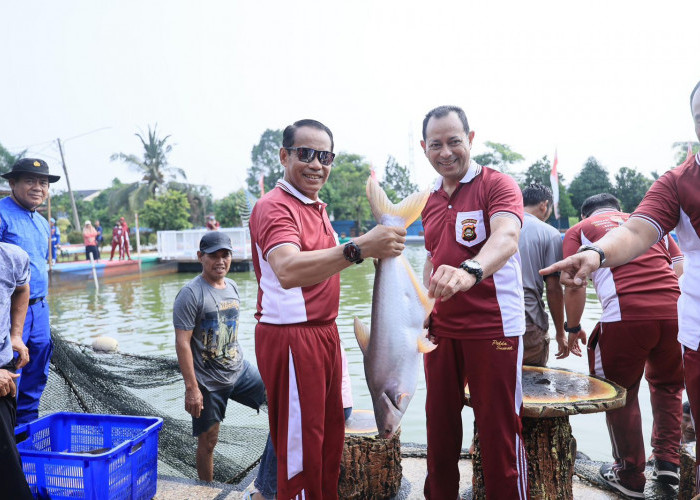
[246,129,284,196]
[139,190,191,231]
[0,142,25,185]
[109,125,185,214]
[168,182,213,227]
[522,156,575,221]
[672,141,700,166]
[214,189,247,227]
[568,157,614,213]
[613,167,653,213]
[472,141,524,175]
[380,156,418,203]
[320,153,372,230]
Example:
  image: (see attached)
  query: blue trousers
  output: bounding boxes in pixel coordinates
[16,299,53,425]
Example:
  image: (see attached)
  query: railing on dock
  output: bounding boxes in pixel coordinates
[157,228,252,261]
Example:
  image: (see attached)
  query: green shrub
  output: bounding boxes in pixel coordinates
[67,231,84,244]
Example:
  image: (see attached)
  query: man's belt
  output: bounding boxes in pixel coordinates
[28,297,44,305]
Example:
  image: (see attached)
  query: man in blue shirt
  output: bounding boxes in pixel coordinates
[0,158,61,425]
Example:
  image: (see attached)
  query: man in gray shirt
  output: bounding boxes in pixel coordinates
[519,183,566,365]
[173,231,273,491]
[0,241,33,498]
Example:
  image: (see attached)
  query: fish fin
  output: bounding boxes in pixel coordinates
[417,333,438,353]
[398,254,436,316]
[353,317,370,355]
[366,177,431,228]
[395,392,411,412]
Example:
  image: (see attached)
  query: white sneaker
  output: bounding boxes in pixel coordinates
[599,463,644,499]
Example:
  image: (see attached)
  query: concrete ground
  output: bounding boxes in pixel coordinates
[154,457,622,499]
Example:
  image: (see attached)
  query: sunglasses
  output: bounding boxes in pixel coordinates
[286,147,335,166]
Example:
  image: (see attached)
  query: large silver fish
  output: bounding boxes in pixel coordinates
[354,178,436,439]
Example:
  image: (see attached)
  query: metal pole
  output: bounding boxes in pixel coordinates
[89,252,99,290]
[56,138,81,232]
[47,193,53,273]
[135,212,142,268]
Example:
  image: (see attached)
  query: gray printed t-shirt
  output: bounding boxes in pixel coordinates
[173,275,244,391]
[518,213,563,331]
[0,242,30,366]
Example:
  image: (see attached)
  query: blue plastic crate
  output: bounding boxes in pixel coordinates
[15,412,163,500]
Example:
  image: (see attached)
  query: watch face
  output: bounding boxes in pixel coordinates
[344,242,361,262]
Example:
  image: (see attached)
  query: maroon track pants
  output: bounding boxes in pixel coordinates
[587,319,683,491]
[255,321,344,500]
[424,335,528,499]
[682,345,700,494]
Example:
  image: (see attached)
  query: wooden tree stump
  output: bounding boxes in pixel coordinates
[679,443,696,500]
[467,366,626,500]
[338,409,402,500]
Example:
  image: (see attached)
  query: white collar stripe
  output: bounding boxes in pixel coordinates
[276,179,321,205]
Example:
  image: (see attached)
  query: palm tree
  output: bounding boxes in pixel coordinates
[109,125,185,214]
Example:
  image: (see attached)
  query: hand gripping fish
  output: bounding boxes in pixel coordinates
[354,177,437,439]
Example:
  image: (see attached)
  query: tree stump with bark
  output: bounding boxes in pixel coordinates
[679,443,696,500]
[338,409,402,500]
[467,366,626,500]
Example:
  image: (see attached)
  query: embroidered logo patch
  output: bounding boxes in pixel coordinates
[33,161,41,167]
[492,340,513,351]
[461,218,477,241]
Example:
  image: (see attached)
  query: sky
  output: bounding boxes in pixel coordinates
[2,1,699,200]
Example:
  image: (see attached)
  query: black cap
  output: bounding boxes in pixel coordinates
[1,158,61,183]
[199,231,233,254]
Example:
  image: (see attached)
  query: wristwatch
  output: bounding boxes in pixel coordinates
[343,241,364,264]
[459,259,483,285]
[564,321,582,334]
[576,244,606,266]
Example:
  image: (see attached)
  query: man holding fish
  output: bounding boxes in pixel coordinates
[420,105,528,499]
[249,119,406,500]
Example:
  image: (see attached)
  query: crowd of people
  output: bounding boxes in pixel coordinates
[2,80,700,499]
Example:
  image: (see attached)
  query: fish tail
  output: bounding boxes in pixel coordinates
[366,177,430,228]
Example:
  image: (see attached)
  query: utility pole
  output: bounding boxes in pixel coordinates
[56,138,81,232]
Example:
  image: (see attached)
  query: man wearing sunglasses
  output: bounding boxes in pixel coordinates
[249,119,406,500]
[0,158,60,426]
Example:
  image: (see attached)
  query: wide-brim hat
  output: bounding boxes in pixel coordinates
[1,158,61,183]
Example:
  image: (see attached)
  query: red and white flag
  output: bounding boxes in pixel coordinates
[259,174,265,196]
[550,150,560,220]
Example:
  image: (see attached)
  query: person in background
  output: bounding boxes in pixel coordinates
[83,221,99,261]
[110,222,123,260]
[0,240,33,498]
[94,219,103,259]
[119,216,132,260]
[206,215,221,231]
[338,232,350,244]
[519,183,566,365]
[0,158,61,425]
[559,193,684,498]
[49,217,61,264]
[173,232,275,487]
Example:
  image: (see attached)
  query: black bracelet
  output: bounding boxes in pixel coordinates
[564,321,581,334]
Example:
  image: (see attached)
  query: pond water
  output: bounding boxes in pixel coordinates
[48,245,664,461]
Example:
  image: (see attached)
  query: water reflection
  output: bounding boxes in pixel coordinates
[49,246,659,460]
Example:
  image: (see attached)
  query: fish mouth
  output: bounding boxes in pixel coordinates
[376,392,405,439]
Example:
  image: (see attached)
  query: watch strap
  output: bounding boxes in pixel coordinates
[576,244,606,266]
